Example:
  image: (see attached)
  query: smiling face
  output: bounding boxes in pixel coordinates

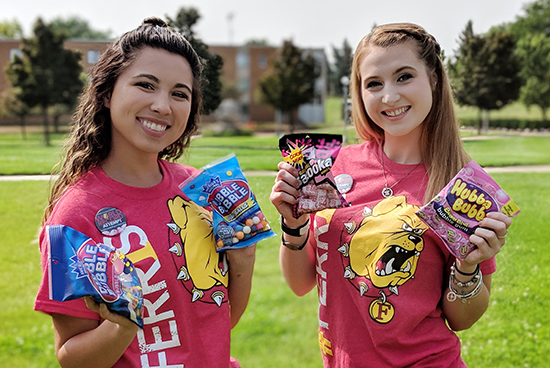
[359,42,434,142]
[105,47,194,160]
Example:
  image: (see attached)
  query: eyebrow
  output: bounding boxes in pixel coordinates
[133,73,192,93]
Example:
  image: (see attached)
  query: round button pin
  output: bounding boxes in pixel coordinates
[95,207,127,236]
[335,174,354,194]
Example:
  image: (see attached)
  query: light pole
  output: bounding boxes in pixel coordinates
[340,75,350,143]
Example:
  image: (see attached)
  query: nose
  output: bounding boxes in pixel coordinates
[150,93,172,115]
[381,86,400,105]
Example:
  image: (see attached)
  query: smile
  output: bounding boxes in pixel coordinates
[139,119,168,132]
[383,106,410,117]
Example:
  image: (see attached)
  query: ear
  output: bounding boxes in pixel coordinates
[104,95,111,108]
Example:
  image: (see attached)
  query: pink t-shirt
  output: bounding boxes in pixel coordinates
[313,141,495,367]
[35,160,236,368]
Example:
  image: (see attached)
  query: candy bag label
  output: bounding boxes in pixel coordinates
[279,133,349,217]
[416,160,520,259]
[47,225,144,327]
[180,153,276,251]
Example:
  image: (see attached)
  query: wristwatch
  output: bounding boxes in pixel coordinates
[279,215,310,237]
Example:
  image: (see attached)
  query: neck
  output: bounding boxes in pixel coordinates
[101,153,163,188]
[383,134,422,165]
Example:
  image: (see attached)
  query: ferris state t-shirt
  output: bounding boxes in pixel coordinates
[312,140,496,368]
[35,160,235,368]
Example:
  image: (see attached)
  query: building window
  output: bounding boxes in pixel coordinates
[236,51,249,68]
[258,53,267,69]
[9,49,23,62]
[87,50,101,64]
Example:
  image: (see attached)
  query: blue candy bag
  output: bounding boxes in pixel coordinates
[46,225,144,328]
[180,154,276,251]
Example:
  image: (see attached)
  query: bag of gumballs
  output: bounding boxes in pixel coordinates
[180,154,276,251]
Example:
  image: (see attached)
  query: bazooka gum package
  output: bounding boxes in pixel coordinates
[180,153,276,252]
[46,225,143,327]
[416,160,520,260]
[279,133,349,218]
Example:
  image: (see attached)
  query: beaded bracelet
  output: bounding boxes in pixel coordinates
[447,264,484,304]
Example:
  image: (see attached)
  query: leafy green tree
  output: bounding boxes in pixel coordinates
[448,21,522,132]
[50,16,111,39]
[0,88,30,138]
[259,40,319,133]
[509,0,550,39]
[6,18,83,145]
[166,7,223,114]
[517,33,550,121]
[329,39,353,95]
[0,19,23,38]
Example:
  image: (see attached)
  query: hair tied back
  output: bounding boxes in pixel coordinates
[142,16,168,28]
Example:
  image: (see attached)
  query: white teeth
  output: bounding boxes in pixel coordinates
[402,261,411,273]
[385,107,408,117]
[141,120,167,132]
[385,258,395,275]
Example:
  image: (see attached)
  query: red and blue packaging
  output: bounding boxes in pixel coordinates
[180,154,276,251]
[46,225,144,328]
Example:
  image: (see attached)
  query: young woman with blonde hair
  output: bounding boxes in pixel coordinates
[271,23,511,367]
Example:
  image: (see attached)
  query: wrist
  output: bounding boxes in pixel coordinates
[280,215,310,237]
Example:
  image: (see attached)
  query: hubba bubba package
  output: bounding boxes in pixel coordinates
[46,225,144,327]
[180,153,276,252]
[416,160,520,260]
[279,133,349,218]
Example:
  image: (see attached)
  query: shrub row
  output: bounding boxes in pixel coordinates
[458,118,550,131]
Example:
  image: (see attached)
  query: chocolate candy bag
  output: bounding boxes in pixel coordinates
[180,153,276,252]
[279,133,349,218]
[416,160,520,260]
[46,225,144,328]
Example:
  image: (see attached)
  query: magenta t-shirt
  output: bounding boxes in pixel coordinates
[313,140,495,367]
[35,160,236,368]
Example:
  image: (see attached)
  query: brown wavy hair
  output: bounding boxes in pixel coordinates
[349,23,471,203]
[43,17,203,223]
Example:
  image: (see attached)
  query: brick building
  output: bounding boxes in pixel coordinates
[0,39,327,124]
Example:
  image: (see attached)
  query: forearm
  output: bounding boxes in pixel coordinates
[55,319,137,368]
[442,266,492,331]
[280,232,317,296]
[227,245,256,328]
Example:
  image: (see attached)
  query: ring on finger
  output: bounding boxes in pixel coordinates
[497,231,508,239]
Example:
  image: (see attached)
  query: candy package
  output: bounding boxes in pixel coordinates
[416,160,520,260]
[279,133,349,218]
[180,153,276,251]
[46,225,143,327]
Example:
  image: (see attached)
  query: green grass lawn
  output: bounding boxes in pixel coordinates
[1,126,549,367]
[1,172,549,367]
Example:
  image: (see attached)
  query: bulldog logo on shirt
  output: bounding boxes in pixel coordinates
[167,196,229,306]
[340,196,428,323]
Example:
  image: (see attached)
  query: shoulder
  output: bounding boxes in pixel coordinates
[161,160,199,177]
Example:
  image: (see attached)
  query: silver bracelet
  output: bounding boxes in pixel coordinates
[447,266,483,304]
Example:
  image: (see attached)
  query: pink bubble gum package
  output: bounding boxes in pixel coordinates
[279,133,349,218]
[416,160,520,260]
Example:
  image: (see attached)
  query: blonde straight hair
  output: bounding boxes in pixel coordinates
[350,23,471,203]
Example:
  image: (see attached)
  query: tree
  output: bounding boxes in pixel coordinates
[448,21,522,132]
[517,33,550,120]
[329,39,353,95]
[50,16,111,39]
[167,7,223,114]
[6,18,83,145]
[509,0,550,39]
[0,88,30,138]
[259,40,319,133]
[0,19,23,38]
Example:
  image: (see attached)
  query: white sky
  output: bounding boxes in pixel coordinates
[2,0,530,58]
